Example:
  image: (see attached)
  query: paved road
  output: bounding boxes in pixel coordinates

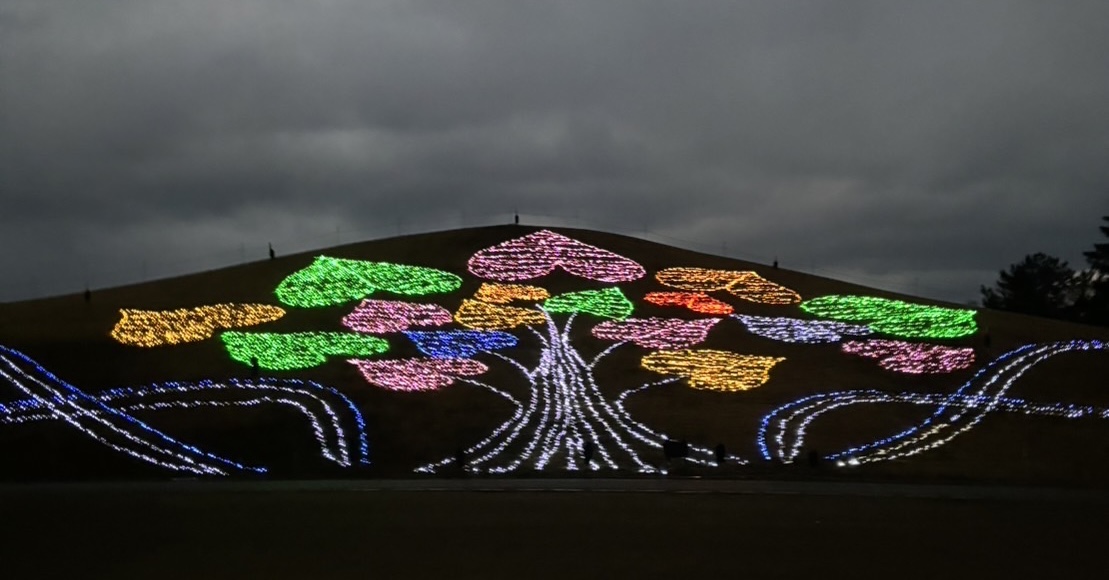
[4,476,1107,502]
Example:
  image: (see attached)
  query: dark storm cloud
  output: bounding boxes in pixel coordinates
[2,0,1107,302]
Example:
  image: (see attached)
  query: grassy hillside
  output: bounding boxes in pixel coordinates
[1,225,1106,483]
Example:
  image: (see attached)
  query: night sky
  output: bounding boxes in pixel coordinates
[2,1,1106,304]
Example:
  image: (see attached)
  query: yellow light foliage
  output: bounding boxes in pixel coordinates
[111,304,286,347]
[655,267,801,305]
[454,299,545,330]
[642,349,786,392]
[473,283,550,304]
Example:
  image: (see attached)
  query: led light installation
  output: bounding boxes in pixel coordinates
[656,267,801,305]
[0,345,370,474]
[221,331,389,370]
[276,256,461,308]
[800,295,977,339]
[0,376,371,468]
[455,299,546,330]
[474,283,550,304]
[350,357,489,392]
[342,299,452,334]
[405,330,519,359]
[734,314,872,344]
[467,229,646,282]
[592,317,721,350]
[642,349,786,392]
[841,339,974,374]
[644,291,734,315]
[543,287,634,320]
[759,340,1108,464]
[111,304,286,347]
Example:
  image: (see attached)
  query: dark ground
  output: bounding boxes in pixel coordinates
[2,481,1106,579]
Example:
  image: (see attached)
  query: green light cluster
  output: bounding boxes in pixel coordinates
[275,256,462,308]
[544,287,633,320]
[221,331,390,370]
[800,295,977,339]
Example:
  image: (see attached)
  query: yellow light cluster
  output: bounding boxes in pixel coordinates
[656,267,801,305]
[473,283,550,304]
[455,299,545,330]
[111,304,286,347]
[642,349,786,392]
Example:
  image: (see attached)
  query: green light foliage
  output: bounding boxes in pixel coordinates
[800,295,977,339]
[221,331,389,370]
[275,257,462,308]
[544,287,634,320]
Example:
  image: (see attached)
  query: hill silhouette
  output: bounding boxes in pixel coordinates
[1,225,1107,484]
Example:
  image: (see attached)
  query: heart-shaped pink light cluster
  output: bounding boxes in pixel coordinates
[349,358,488,392]
[592,317,721,350]
[841,340,974,374]
[468,230,645,282]
[342,299,452,334]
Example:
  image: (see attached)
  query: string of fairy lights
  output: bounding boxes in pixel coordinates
[221,331,390,371]
[655,267,802,305]
[455,299,546,330]
[474,283,550,304]
[342,299,452,333]
[641,349,787,392]
[800,295,977,339]
[734,314,872,344]
[467,229,646,282]
[275,256,461,308]
[111,304,286,347]
[841,339,975,374]
[759,340,1108,465]
[592,317,722,350]
[644,291,734,315]
[543,287,634,320]
[351,358,490,392]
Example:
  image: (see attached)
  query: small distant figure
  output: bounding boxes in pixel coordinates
[714,443,726,466]
[514,212,519,225]
[772,258,779,269]
[250,356,260,379]
[583,440,595,465]
[83,288,91,303]
[268,243,276,260]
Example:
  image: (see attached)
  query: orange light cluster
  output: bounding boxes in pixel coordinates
[642,349,786,392]
[655,267,801,305]
[474,283,550,304]
[644,291,734,315]
[111,304,286,347]
[455,299,545,330]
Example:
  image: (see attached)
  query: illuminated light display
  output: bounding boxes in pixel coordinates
[655,267,801,305]
[455,299,546,330]
[414,311,735,474]
[0,345,260,475]
[474,283,550,304]
[468,229,646,282]
[543,287,634,320]
[841,339,975,374]
[350,357,489,392]
[759,340,1108,465]
[734,314,872,344]
[341,299,451,334]
[221,331,389,370]
[643,291,734,315]
[592,317,722,350]
[275,256,461,308]
[405,330,519,359]
[800,295,977,339]
[642,349,786,392]
[111,304,286,347]
[0,377,370,468]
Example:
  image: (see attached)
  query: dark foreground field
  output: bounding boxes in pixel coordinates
[2,482,1106,579]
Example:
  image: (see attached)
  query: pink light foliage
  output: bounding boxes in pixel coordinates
[468,230,645,282]
[349,357,488,391]
[342,299,452,334]
[841,340,975,374]
[592,317,721,350]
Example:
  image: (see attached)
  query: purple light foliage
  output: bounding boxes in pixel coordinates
[735,314,872,344]
[468,230,645,282]
[842,340,975,374]
[592,317,721,350]
[342,299,451,334]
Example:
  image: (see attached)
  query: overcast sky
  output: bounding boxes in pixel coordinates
[2,0,1106,304]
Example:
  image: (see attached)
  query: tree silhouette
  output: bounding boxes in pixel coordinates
[1077,215,1109,326]
[980,253,1078,320]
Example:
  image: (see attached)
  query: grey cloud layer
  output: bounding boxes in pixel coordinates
[2,0,1107,302]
